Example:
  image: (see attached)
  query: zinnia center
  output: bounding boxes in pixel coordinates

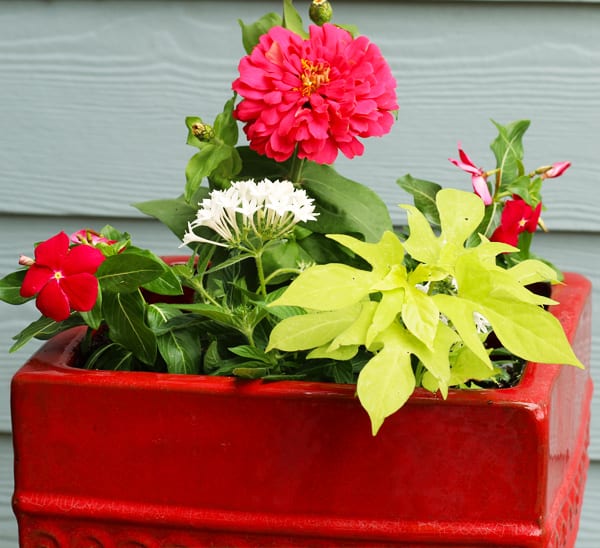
[299,59,330,97]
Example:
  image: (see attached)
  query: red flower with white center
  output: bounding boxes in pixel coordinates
[491,197,542,247]
[19,231,105,322]
[448,145,492,205]
[232,24,398,165]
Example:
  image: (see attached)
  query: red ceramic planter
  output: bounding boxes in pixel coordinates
[11,273,592,547]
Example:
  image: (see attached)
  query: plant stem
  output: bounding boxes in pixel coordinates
[289,149,306,185]
[264,267,302,285]
[254,249,268,299]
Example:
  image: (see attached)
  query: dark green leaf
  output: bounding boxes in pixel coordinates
[147,306,201,375]
[302,162,393,242]
[142,265,183,296]
[238,12,282,54]
[133,195,201,240]
[80,287,104,329]
[490,119,530,187]
[228,344,273,364]
[84,343,134,371]
[185,143,239,200]
[213,95,239,147]
[10,316,62,352]
[0,270,29,305]
[102,291,157,365]
[397,174,442,227]
[282,0,308,37]
[232,366,269,379]
[97,253,166,294]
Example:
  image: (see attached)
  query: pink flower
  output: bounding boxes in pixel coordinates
[232,24,398,165]
[70,229,116,246]
[448,145,492,205]
[490,197,542,247]
[20,231,105,321]
[541,161,571,179]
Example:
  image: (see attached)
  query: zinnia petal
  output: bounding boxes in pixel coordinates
[36,279,71,322]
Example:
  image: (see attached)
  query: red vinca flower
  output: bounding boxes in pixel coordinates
[491,197,542,247]
[20,231,105,322]
[448,145,492,205]
[232,24,398,165]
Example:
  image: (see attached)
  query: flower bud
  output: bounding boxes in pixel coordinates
[191,122,215,142]
[18,255,34,267]
[540,161,571,179]
[309,0,333,26]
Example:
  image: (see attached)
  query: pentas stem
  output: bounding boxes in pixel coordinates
[253,249,268,299]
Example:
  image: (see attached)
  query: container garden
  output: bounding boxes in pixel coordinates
[11,271,592,547]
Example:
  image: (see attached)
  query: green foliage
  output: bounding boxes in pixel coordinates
[268,189,583,435]
[490,119,530,188]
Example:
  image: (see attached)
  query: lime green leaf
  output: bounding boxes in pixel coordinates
[449,346,498,386]
[433,294,491,368]
[401,204,440,264]
[366,289,404,349]
[438,188,485,252]
[507,259,560,287]
[307,344,359,361]
[267,304,362,352]
[402,286,440,349]
[329,301,377,350]
[269,264,377,310]
[102,291,157,365]
[483,301,583,368]
[396,174,441,227]
[357,333,416,436]
[328,231,404,275]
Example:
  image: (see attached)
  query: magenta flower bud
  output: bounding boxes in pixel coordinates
[541,161,571,179]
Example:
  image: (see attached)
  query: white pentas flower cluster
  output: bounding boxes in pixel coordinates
[182,179,318,250]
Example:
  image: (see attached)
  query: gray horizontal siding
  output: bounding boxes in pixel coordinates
[1,0,599,545]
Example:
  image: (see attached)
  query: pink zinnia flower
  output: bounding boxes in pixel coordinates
[20,231,105,322]
[541,161,571,179]
[490,197,542,247]
[448,145,492,205]
[232,24,398,165]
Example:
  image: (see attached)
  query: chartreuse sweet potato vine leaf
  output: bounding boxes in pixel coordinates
[267,188,583,435]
